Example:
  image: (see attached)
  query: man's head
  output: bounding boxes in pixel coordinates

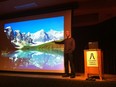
[65,30,71,38]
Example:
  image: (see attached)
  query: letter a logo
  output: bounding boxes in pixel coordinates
[90,53,95,59]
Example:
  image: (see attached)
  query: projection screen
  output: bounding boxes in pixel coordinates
[0,10,72,73]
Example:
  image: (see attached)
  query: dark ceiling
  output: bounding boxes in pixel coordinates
[0,0,116,27]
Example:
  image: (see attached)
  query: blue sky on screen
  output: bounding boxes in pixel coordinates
[4,16,64,33]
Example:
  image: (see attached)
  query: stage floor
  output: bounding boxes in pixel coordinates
[0,72,116,82]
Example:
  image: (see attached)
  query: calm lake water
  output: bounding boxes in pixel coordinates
[0,50,64,73]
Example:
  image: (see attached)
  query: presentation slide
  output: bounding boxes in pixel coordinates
[0,10,71,73]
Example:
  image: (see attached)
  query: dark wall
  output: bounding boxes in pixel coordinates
[72,16,116,74]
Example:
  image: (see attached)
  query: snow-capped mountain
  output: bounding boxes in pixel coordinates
[47,29,64,41]
[32,29,50,42]
[31,29,64,43]
[5,27,64,48]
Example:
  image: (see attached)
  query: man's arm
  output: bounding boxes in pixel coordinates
[71,38,75,51]
[69,38,75,53]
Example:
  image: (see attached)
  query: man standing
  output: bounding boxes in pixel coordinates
[55,30,76,78]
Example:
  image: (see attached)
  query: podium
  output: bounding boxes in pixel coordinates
[84,49,103,80]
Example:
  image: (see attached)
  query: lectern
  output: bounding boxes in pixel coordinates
[84,49,103,80]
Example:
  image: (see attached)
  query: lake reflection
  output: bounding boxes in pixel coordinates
[0,50,64,72]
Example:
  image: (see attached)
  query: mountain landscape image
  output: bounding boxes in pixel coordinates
[0,16,64,72]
